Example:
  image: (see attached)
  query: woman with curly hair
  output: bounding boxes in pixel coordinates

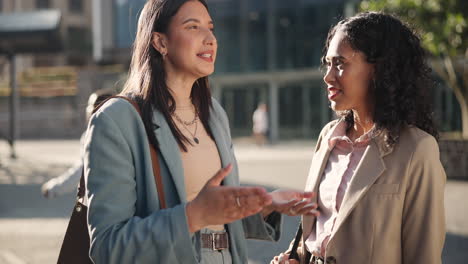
[272,12,446,264]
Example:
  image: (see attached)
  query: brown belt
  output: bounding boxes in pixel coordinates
[201,231,229,251]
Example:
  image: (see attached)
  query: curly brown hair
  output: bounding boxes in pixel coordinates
[321,12,439,147]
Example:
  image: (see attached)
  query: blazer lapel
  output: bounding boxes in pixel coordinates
[304,146,331,193]
[208,111,235,186]
[302,123,337,239]
[152,110,187,203]
[303,144,332,240]
[304,120,341,194]
[329,139,386,241]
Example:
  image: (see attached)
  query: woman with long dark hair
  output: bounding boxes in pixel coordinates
[84,0,318,263]
[272,12,446,264]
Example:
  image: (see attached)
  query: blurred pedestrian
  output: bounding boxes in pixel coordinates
[84,1,318,263]
[252,103,268,146]
[41,89,114,198]
[272,12,446,264]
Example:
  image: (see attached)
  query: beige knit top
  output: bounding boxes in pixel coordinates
[173,105,223,231]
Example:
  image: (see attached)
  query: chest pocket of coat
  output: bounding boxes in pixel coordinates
[369,183,400,195]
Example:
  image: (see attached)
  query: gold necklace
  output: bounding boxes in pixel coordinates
[173,111,198,126]
[172,112,199,144]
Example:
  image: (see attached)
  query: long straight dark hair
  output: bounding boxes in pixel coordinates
[121,0,213,152]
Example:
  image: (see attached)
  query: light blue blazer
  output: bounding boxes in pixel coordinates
[84,98,281,263]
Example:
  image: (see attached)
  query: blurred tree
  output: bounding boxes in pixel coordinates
[360,0,468,137]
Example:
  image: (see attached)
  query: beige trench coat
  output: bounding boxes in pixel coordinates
[290,120,446,264]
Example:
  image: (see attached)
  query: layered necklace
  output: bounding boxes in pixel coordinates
[172,109,200,144]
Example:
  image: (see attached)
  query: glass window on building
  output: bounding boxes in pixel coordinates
[210,0,345,73]
[275,0,299,70]
[278,81,328,139]
[36,0,50,9]
[210,0,269,73]
[276,0,344,70]
[69,0,83,14]
[279,84,304,138]
[221,84,269,136]
[67,26,91,52]
[114,0,147,49]
[210,0,242,73]
[243,0,268,72]
[67,26,92,65]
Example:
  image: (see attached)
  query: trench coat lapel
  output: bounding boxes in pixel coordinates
[303,144,332,239]
[208,112,235,186]
[301,122,338,239]
[304,144,331,194]
[152,110,187,203]
[329,139,386,241]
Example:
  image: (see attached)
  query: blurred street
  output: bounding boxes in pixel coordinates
[0,139,467,263]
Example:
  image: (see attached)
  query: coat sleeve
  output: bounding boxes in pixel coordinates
[84,110,200,264]
[242,211,282,241]
[402,135,446,264]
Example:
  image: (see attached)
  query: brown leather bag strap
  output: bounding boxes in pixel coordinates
[109,96,167,209]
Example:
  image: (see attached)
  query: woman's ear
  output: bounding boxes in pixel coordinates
[152,32,168,56]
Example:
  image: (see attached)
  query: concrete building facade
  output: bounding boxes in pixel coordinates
[0,0,93,70]
[91,0,462,141]
[0,0,460,141]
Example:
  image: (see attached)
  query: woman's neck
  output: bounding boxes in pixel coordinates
[349,109,374,140]
[166,73,196,108]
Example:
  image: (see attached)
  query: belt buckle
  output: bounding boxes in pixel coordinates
[211,232,228,251]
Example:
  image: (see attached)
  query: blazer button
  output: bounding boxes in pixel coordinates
[326,256,336,264]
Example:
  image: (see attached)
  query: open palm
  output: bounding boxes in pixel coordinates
[269,189,319,216]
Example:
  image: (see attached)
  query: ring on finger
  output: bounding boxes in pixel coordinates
[236,196,241,207]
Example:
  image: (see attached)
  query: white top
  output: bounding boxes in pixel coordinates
[252,108,268,134]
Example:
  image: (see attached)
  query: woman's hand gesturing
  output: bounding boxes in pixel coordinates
[186,164,272,233]
[271,253,299,264]
[261,189,320,218]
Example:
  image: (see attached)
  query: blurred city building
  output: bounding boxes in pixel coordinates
[0,0,120,140]
[93,0,461,142]
[0,0,92,68]
[0,0,462,142]
[92,0,146,65]
[93,0,356,141]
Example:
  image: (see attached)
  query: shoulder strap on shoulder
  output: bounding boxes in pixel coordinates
[78,96,167,209]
